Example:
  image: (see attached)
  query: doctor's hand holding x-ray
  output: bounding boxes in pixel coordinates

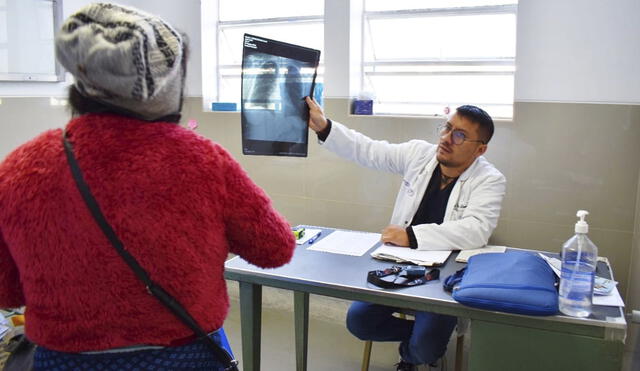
[306,96,328,132]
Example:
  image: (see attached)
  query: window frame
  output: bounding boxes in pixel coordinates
[213,6,324,105]
[0,0,65,82]
[361,3,518,118]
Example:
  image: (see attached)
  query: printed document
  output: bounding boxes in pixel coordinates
[371,245,451,266]
[307,230,380,256]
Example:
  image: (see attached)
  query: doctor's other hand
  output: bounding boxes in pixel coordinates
[305,96,328,133]
[381,225,410,247]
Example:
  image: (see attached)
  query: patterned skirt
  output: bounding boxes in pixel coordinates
[33,328,234,371]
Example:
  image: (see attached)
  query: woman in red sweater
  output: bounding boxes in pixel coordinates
[0,3,295,370]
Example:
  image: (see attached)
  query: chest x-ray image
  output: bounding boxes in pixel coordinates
[241,34,320,157]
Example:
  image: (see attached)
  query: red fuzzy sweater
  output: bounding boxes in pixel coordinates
[0,114,295,352]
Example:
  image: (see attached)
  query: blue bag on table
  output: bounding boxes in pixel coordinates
[444,250,559,316]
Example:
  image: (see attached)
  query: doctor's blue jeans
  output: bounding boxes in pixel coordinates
[346,301,457,365]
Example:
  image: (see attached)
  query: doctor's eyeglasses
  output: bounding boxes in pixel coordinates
[437,123,486,146]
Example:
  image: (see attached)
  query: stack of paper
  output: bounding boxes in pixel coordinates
[0,312,10,339]
[371,245,451,266]
[307,231,380,256]
[455,245,507,263]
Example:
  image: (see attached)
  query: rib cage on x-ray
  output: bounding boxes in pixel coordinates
[241,34,320,157]
[243,54,311,143]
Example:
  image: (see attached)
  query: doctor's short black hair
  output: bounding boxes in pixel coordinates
[456,105,494,144]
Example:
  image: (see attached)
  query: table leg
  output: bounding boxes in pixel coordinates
[294,291,309,371]
[239,282,262,371]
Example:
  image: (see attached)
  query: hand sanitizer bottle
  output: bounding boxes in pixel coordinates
[559,210,598,317]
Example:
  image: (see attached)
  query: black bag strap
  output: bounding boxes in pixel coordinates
[62,131,238,371]
[442,268,467,292]
[367,266,440,289]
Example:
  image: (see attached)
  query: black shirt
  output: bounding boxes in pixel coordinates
[406,165,458,248]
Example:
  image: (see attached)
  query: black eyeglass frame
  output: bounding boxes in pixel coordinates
[437,123,486,145]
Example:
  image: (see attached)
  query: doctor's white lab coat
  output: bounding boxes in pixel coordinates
[321,121,506,251]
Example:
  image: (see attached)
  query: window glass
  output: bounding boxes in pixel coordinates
[363,1,517,118]
[37,1,54,40]
[219,23,324,66]
[365,0,517,11]
[366,74,514,104]
[364,14,516,61]
[210,0,325,107]
[219,0,323,21]
[0,49,7,74]
[374,102,513,119]
[0,10,6,43]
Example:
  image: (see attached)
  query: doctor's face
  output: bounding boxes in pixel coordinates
[436,114,487,169]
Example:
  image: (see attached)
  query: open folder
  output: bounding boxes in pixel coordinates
[371,245,451,266]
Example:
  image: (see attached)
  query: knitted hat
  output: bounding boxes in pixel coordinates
[55,3,184,121]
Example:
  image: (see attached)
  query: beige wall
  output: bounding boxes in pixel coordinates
[192,98,640,300]
[1,97,638,300]
[624,163,640,363]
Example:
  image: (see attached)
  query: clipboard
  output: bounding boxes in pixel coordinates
[371,245,452,267]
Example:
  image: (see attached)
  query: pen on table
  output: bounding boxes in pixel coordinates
[307,232,322,244]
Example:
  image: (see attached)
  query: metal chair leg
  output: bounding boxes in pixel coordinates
[361,340,372,371]
[360,312,409,371]
[454,334,464,371]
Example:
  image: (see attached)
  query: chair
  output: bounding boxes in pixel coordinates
[360,312,466,371]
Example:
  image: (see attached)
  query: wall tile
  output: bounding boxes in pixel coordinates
[508,102,640,231]
[0,97,69,159]
[306,198,393,233]
[1,97,638,301]
[267,194,311,228]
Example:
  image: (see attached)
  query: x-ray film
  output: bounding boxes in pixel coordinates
[241,34,320,157]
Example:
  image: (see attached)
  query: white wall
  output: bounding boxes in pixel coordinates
[323,0,363,99]
[3,0,640,104]
[0,0,202,97]
[515,0,640,104]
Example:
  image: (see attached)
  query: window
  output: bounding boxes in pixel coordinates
[0,0,63,82]
[203,0,324,110]
[362,0,517,118]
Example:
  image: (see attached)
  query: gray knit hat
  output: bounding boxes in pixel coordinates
[55,3,184,121]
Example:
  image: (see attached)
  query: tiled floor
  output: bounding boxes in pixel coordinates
[221,282,640,371]
[223,298,398,371]
[222,283,463,371]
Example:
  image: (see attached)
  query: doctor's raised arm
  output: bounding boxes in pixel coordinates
[305,97,505,250]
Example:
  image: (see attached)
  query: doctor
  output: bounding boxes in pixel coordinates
[305,98,506,370]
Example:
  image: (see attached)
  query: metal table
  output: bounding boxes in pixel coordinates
[224,226,626,371]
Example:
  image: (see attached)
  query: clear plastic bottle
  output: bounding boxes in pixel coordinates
[559,210,598,317]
